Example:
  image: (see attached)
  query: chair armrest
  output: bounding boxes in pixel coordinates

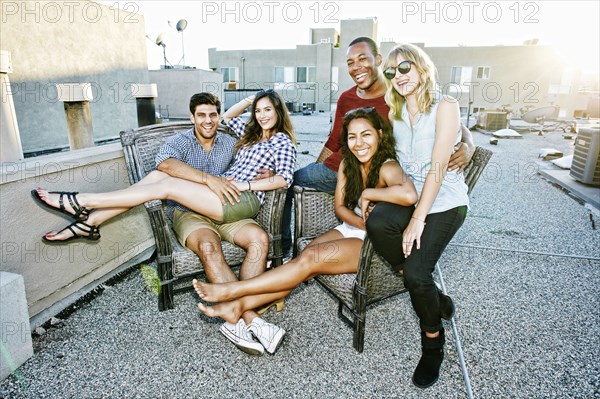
[464,146,493,195]
[255,188,287,265]
[294,186,339,241]
[140,200,173,265]
[354,235,376,294]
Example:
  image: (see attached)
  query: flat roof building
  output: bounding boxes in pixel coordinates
[209,18,597,119]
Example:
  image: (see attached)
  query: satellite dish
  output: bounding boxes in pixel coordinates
[176,19,188,32]
[155,32,166,47]
[522,106,560,135]
[522,106,559,124]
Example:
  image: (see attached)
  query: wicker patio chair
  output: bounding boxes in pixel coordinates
[120,121,286,311]
[293,146,493,353]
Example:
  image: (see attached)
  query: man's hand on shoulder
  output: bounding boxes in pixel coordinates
[206,175,241,205]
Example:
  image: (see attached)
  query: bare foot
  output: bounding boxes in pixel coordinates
[197,301,243,324]
[192,279,238,302]
[44,227,77,241]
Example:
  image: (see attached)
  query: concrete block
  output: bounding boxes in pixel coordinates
[56,83,94,102]
[1,272,33,381]
[131,83,158,98]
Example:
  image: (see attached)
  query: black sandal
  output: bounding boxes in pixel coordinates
[42,221,101,244]
[31,190,93,221]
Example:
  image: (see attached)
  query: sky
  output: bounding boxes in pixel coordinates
[102,1,600,74]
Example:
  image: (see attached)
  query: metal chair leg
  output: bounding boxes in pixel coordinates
[435,262,474,399]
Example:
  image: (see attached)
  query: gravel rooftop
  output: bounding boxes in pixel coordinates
[1,114,599,398]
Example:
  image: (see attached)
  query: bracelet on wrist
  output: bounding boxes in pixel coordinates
[411,216,426,224]
[247,181,251,190]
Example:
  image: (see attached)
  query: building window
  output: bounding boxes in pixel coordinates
[297,66,317,83]
[450,66,473,92]
[221,67,239,83]
[274,67,294,83]
[477,67,491,79]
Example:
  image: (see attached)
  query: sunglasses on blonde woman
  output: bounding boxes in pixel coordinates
[383,61,413,79]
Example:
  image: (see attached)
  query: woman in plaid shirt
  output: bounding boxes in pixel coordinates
[32,90,296,242]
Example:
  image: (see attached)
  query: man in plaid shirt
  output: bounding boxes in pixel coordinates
[155,93,285,356]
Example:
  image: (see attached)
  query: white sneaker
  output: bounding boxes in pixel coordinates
[248,317,286,354]
[219,320,264,356]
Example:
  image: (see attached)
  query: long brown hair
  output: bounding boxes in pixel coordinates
[340,107,397,210]
[235,90,296,151]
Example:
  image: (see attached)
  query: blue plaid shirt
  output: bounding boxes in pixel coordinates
[155,128,237,213]
[224,117,297,203]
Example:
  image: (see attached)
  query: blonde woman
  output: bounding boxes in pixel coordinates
[366,43,469,388]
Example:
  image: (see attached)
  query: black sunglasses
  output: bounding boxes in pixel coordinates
[257,89,274,95]
[383,61,413,79]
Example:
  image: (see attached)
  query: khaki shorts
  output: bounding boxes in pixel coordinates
[173,209,258,247]
[220,191,261,224]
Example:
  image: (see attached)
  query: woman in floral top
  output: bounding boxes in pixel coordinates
[32,90,296,242]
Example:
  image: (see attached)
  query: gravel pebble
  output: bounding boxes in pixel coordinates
[1,115,598,398]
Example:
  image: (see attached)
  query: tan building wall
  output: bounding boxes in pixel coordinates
[150,69,224,119]
[208,18,381,113]
[208,18,592,119]
[1,0,149,153]
[209,45,334,112]
[426,45,589,117]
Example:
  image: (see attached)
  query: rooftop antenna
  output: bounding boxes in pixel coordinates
[168,19,188,67]
[155,32,169,69]
[176,19,188,67]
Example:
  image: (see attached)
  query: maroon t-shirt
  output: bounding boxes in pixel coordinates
[323,86,390,172]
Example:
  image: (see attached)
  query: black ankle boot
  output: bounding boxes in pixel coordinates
[412,329,445,389]
[438,290,455,320]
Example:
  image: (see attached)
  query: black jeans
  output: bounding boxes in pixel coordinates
[366,202,467,333]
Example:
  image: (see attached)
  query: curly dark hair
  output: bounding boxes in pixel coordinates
[235,90,296,151]
[340,107,397,210]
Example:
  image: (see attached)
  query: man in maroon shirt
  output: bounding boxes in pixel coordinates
[280,37,475,257]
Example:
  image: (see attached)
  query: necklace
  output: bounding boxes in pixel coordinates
[408,107,421,117]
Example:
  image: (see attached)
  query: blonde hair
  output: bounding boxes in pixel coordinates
[383,44,438,120]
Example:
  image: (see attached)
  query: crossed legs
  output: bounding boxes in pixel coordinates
[40,170,173,241]
[37,170,226,241]
[193,229,363,323]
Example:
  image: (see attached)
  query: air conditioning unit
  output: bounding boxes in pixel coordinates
[477,111,509,131]
[570,127,600,186]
